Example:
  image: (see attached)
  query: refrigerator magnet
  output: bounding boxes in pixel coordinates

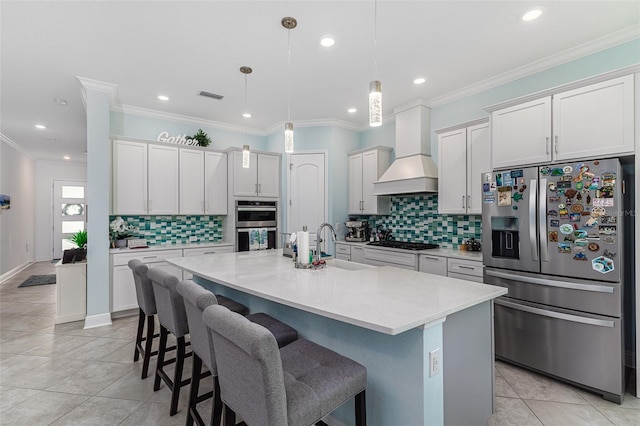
[602,173,616,186]
[584,217,599,228]
[551,168,564,176]
[496,173,503,186]
[540,167,551,176]
[511,169,524,178]
[549,196,560,203]
[569,213,581,222]
[599,225,616,236]
[603,236,616,244]
[548,182,557,191]
[549,231,558,242]
[548,210,558,217]
[498,187,512,206]
[592,256,614,274]
[575,181,584,190]
[573,251,588,261]
[603,249,617,258]
[574,229,587,238]
[575,238,588,247]
[558,243,572,253]
[560,224,573,234]
[587,242,600,251]
[559,208,569,219]
[563,166,573,174]
[512,192,523,202]
[550,220,559,227]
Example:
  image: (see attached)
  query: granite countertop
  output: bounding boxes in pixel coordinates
[167,249,505,335]
[109,241,233,254]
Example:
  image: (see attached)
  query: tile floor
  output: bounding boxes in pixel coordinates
[1,261,639,425]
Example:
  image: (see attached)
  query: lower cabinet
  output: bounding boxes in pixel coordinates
[419,254,483,282]
[363,247,418,271]
[110,249,183,313]
[418,254,447,276]
[351,245,365,264]
[55,260,87,324]
[335,243,351,261]
[334,243,366,263]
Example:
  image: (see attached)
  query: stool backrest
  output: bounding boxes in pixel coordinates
[176,280,218,372]
[203,304,287,426]
[147,268,189,338]
[128,259,156,315]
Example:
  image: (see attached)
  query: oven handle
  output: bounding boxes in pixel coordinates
[236,207,277,212]
[237,227,278,233]
[495,298,615,328]
[486,269,615,294]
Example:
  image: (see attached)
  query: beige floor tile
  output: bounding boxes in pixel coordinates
[0,390,88,425]
[62,337,132,360]
[45,360,134,395]
[96,367,159,401]
[495,373,519,398]
[0,329,28,343]
[595,405,640,426]
[49,396,142,425]
[0,354,51,383]
[525,399,615,426]
[489,396,543,426]
[1,357,92,389]
[119,401,188,426]
[0,386,41,413]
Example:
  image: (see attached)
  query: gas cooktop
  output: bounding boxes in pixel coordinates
[366,241,439,251]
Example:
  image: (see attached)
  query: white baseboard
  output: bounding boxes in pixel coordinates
[83,313,112,329]
[0,261,34,283]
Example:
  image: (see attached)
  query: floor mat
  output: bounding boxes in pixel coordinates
[18,274,56,287]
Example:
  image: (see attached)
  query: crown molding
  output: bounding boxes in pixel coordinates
[0,132,33,160]
[430,26,640,108]
[76,77,119,110]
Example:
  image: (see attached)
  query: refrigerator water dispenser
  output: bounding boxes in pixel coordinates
[491,217,519,259]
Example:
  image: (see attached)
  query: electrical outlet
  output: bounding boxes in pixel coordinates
[189,236,198,242]
[429,348,441,377]
[335,223,343,233]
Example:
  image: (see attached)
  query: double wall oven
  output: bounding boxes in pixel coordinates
[235,200,277,252]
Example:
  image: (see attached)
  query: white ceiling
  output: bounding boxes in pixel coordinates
[1,1,639,162]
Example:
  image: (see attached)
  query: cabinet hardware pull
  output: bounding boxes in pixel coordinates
[259,183,261,193]
[424,256,440,261]
[462,195,465,208]
[467,195,471,210]
[545,137,550,154]
[143,256,157,259]
[554,135,558,154]
[458,265,475,270]
[204,251,217,254]
[255,184,258,194]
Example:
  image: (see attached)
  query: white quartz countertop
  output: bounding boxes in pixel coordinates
[167,249,505,335]
[335,241,483,261]
[109,241,232,254]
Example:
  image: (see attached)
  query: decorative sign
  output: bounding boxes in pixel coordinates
[157,131,199,146]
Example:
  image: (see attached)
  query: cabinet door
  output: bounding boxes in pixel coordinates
[419,255,447,276]
[350,245,365,264]
[492,97,551,169]
[348,153,363,214]
[362,150,381,214]
[113,140,147,214]
[233,151,258,197]
[438,129,467,214]
[205,152,228,215]
[148,144,179,214]
[466,123,491,215]
[257,154,280,198]
[553,75,634,161]
[179,149,204,214]
[112,265,138,311]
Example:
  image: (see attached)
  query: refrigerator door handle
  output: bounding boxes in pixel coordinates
[539,178,549,262]
[486,269,615,294]
[529,178,539,261]
[495,299,615,328]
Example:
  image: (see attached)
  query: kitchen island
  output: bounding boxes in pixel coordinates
[167,250,506,426]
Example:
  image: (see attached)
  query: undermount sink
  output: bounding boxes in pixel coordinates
[324,259,375,271]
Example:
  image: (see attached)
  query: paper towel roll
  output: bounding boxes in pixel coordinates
[298,229,309,264]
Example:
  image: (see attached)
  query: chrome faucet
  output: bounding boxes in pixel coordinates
[316,223,337,262]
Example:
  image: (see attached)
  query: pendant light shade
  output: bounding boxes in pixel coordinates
[369,80,382,127]
[284,122,294,153]
[242,144,251,168]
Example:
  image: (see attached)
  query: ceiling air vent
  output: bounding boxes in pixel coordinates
[199,91,224,100]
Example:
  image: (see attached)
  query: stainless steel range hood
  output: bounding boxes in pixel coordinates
[373,100,438,195]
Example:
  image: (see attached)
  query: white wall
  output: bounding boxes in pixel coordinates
[34,160,87,261]
[0,140,36,279]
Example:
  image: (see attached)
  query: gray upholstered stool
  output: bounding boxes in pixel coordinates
[203,304,367,426]
[177,280,299,426]
[128,259,159,379]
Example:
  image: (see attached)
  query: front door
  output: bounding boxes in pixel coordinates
[53,180,86,259]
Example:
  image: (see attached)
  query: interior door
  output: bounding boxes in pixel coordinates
[53,180,86,259]
[288,152,326,249]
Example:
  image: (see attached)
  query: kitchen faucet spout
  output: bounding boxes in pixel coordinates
[316,223,337,262]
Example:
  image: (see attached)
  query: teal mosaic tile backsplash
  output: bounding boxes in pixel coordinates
[363,195,482,248]
[110,215,223,245]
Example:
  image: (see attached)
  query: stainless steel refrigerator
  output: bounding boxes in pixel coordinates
[482,158,627,403]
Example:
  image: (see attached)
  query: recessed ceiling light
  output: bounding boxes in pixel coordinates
[320,36,335,47]
[63,156,70,160]
[157,95,169,101]
[521,6,545,22]
[243,112,252,118]
[35,124,46,129]
[53,97,68,106]
[413,77,426,85]
[347,107,357,113]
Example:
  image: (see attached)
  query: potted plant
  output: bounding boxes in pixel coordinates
[189,128,212,147]
[110,216,137,248]
[67,229,87,261]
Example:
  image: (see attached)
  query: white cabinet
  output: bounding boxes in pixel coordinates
[418,254,447,276]
[447,258,483,283]
[232,151,280,198]
[111,249,183,312]
[182,244,233,279]
[363,247,418,270]
[55,260,87,324]
[335,243,351,261]
[351,245,365,264]
[112,140,178,215]
[113,140,148,215]
[334,243,366,263]
[148,144,179,214]
[437,120,490,214]
[490,74,634,169]
[180,149,228,215]
[348,147,392,215]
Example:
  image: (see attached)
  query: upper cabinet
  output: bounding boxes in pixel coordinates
[490,74,635,169]
[113,140,178,214]
[437,120,490,215]
[179,149,228,215]
[232,150,280,198]
[113,140,227,215]
[348,147,392,215]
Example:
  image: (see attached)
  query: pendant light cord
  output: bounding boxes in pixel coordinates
[287,28,292,122]
[373,0,378,80]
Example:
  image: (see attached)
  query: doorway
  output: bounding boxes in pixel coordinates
[52,180,87,260]
[287,152,327,249]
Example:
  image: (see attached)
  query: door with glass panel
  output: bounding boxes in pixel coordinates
[53,180,86,259]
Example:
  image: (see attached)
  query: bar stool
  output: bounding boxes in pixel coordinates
[203,304,367,426]
[128,259,159,379]
[177,280,299,426]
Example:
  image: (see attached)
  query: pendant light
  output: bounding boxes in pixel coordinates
[240,66,252,168]
[282,16,297,153]
[369,0,382,127]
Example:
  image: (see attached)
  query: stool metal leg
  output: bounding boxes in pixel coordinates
[223,404,235,426]
[134,308,145,362]
[154,326,168,392]
[212,376,222,426]
[170,336,187,416]
[186,353,202,426]
[355,390,366,426]
[140,314,155,379]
